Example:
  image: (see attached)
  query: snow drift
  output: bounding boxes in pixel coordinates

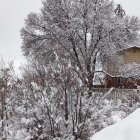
[91,108,140,140]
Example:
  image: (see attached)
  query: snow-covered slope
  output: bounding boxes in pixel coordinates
[90,108,140,140]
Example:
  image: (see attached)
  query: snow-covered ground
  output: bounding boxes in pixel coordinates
[91,108,140,140]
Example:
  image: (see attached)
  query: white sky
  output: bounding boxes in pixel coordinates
[0,0,42,70]
[114,0,140,17]
[0,0,139,70]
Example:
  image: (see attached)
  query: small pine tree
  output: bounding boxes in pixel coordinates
[115,4,125,18]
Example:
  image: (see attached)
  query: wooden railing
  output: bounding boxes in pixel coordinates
[93,88,140,105]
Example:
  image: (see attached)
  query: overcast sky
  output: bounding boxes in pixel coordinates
[0,0,42,70]
[0,0,139,70]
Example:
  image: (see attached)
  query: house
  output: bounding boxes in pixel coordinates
[104,46,140,89]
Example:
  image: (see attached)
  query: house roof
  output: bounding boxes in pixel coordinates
[120,63,140,78]
[118,45,140,52]
[104,63,140,78]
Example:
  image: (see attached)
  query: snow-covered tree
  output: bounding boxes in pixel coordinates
[21,0,140,95]
[0,59,18,139]
[18,0,140,139]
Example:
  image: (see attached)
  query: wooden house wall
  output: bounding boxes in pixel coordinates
[123,47,140,64]
[103,47,140,89]
[106,75,140,89]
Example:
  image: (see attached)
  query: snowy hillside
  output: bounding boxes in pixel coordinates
[91,108,140,140]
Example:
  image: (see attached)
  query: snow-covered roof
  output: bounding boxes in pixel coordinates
[104,63,140,78]
[90,108,140,140]
[120,63,140,78]
[118,45,140,52]
[93,52,105,85]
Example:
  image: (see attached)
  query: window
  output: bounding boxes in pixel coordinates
[117,77,126,84]
[133,49,136,53]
